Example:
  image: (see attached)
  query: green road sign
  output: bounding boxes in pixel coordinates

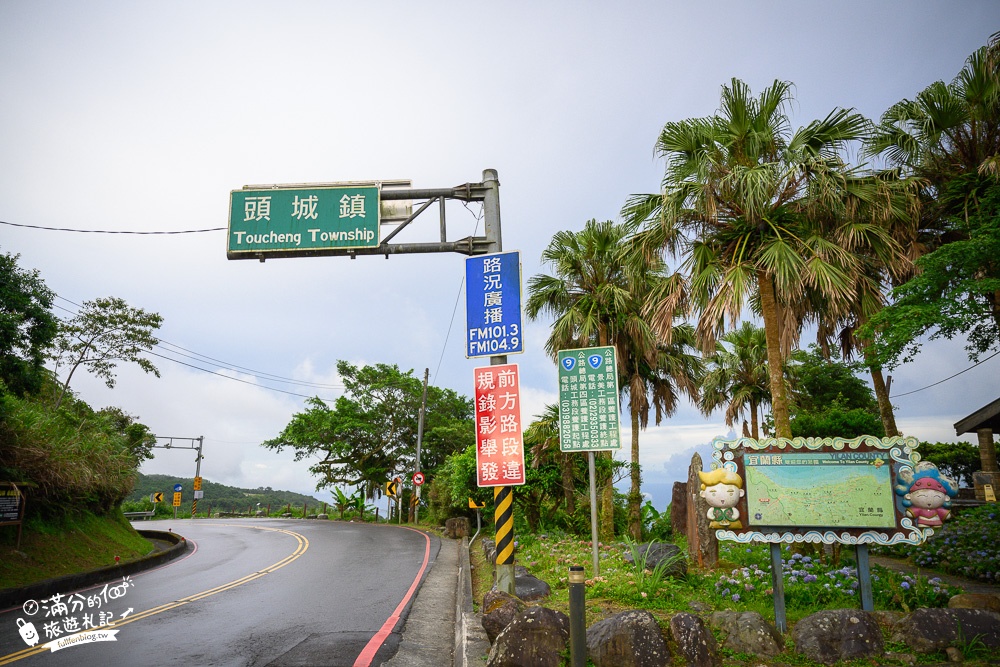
[228,185,380,258]
[557,346,621,452]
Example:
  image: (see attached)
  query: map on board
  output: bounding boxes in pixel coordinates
[744,451,896,529]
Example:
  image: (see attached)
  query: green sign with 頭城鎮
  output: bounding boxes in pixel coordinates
[227,185,380,258]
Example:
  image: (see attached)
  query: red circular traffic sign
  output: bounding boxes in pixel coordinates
[412,472,425,486]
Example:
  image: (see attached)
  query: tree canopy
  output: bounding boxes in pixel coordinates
[0,250,58,396]
[262,361,472,500]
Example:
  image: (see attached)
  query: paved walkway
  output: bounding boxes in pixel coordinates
[870,555,1000,596]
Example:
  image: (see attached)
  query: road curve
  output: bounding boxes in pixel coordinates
[0,519,439,667]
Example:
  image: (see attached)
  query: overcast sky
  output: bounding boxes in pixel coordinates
[2,2,998,510]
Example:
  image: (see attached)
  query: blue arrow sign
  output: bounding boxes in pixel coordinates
[174,484,182,493]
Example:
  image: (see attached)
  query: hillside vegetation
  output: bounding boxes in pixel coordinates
[127,474,323,515]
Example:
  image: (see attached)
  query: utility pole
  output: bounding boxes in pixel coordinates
[414,368,429,525]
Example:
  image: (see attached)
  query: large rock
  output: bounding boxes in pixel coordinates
[669,612,720,667]
[515,572,551,601]
[949,593,1000,614]
[586,609,670,667]
[708,611,783,657]
[622,542,687,578]
[792,610,884,665]
[445,516,470,539]
[486,607,570,667]
[481,589,525,644]
[891,608,1000,653]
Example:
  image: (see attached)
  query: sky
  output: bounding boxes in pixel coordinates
[2,1,998,512]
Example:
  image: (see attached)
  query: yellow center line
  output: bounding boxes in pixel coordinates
[0,524,308,665]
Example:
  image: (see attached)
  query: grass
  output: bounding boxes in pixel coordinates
[469,531,996,666]
[0,510,152,589]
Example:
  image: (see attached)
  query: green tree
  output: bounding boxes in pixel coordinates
[625,79,907,439]
[522,404,582,520]
[699,321,771,439]
[263,362,470,500]
[863,42,1000,366]
[51,296,163,409]
[916,441,980,488]
[526,219,695,540]
[0,251,58,396]
[786,346,884,439]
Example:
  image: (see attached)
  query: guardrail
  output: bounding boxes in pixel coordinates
[124,511,156,520]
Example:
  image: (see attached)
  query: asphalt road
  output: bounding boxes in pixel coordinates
[0,519,439,667]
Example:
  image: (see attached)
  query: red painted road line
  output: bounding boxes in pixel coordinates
[353,527,432,667]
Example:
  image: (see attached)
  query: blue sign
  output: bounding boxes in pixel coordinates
[466,251,523,357]
[174,484,183,492]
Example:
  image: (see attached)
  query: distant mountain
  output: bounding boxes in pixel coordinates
[129,473,326,514]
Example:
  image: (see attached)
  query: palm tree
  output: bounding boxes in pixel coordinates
[522,404,581,519]
[700,322,770,439]
[624,78,907,438]
[527,219,696,540]
[620,323,702,539]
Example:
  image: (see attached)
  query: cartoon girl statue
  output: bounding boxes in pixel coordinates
[895,461,958,528]
[698,468,745,529]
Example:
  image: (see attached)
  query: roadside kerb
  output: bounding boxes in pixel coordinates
[457,535,490,667]
[0,530,189,610]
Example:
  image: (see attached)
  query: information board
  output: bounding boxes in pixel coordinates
[557,346,621,452]
[744,451,896,529]
[709,436,929,545]
[0,485,23,524]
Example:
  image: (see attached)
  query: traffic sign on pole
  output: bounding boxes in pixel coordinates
[173,483,183,493]
[172,492,182,507]
[473,363,526,486]
[150,492,163,503]
[386,478,399,498]
[193,476,202,491]
[465,251,523,357]
[557,346,622,451]
[228,185,381,258]
[412,472,425,486]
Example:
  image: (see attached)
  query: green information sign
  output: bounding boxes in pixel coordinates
[228,185,380,257]
[557,346,621,451]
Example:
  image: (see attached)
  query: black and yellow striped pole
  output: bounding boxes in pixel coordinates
[494,485,515,593]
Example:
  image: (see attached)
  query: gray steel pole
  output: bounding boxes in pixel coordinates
[483,169,516,596]
[568,565,587,667]
[588,451,600,575]
[414,368,429,525]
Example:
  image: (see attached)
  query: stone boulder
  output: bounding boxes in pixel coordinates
[486,607,570,667]
[669,612,720,667]
[622,542,687,578]
[891,608,1000,653]
[949,593,1000,614]
[515,572,551,601]
[482,538,497,564]
[481,589,525,644]
[708,611,783,657]
[445,516,470,539]
[586,609,670,667]
[792,610,884,665]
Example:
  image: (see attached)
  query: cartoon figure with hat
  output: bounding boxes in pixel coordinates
[895,461,958,528]
[699,467,745,529]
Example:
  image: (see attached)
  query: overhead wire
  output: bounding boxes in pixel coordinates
[1,219,224,234]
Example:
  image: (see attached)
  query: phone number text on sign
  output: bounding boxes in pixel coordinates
[473,364,526,486]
